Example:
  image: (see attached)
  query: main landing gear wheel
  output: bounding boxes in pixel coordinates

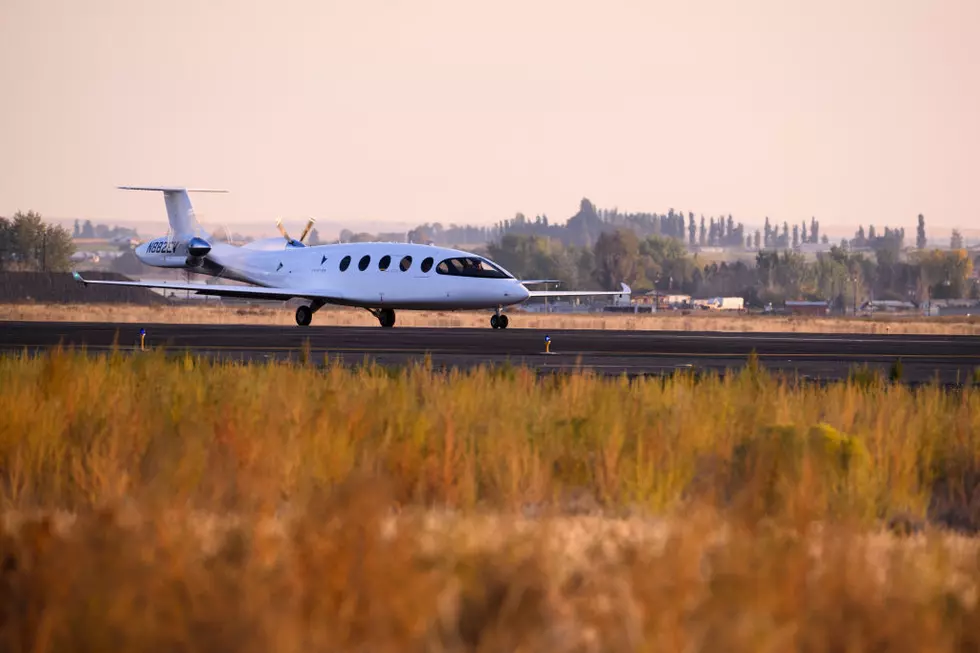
[490,314,509,329]
[295,305,313,327]
[378,308,396,328]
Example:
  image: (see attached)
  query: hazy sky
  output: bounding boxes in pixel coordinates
[1,0,977,237]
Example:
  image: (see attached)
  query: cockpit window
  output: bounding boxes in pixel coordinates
[434,257,510,279]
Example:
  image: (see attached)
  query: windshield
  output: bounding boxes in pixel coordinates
[435,257,511,279]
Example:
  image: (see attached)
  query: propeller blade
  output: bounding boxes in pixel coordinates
[298,217,316,243]
[276,218,291,243]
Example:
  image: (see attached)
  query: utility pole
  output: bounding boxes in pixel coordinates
[851,275,858,315]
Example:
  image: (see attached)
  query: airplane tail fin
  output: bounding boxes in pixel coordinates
[119,186,226,240]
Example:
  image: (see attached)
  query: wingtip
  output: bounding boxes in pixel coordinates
[72,271,85,284]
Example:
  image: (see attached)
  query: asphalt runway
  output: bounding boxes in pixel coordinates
[2,321,979,383]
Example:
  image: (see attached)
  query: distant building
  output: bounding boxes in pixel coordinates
[785,300,830,316]
[638,291,691,309]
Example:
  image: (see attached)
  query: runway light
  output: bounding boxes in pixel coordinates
[544,335,551,354]
[139,328,146,352]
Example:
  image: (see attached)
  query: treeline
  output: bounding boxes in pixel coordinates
[0,212,75,272]
[489,230,978,306]
[492,199,751,249]
[397,198,761,250]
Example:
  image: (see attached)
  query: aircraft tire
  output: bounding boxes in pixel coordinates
[498,314,509,329]
[378,308,396,328]
[295,305,313,327]
[490,315,499,329]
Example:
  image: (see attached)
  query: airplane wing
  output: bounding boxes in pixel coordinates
[527,283,631,298]
[520,279,563,286]
[72,272,338,303]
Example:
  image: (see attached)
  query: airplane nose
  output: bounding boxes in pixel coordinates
[515,282,530,301]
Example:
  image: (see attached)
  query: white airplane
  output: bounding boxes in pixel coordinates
[73,187,630,328]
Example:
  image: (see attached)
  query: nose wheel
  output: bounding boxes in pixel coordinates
[490,314,509,329]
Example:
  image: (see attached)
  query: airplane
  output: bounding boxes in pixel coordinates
[73,186,631,328]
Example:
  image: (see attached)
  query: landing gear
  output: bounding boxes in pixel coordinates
[295,299,325,327]
[295,305,313,326]
[368,307,396,328]
[490,313,509,329]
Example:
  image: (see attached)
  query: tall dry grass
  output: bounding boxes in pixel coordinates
[5,301,980,334]
[2,350,980,650]
[1,348,979,522]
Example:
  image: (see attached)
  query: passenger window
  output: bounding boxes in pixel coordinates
[358,255,371,271]
[379,255,391,271]
[339,255,351,272]
[421,257,434,273]
[399,255,412,271]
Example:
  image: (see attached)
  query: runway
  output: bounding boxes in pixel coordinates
[2,321,979,384]
[0,322,980,384]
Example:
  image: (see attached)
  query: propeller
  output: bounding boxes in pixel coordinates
[276,217,316,247]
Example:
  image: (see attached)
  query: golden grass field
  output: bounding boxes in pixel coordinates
[2,349,980,650]
[4,301,980,334]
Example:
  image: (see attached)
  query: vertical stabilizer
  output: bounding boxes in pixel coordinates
[118,186,226,239]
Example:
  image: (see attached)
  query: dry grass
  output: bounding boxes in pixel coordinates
[4,301,980,334]
[3,350,980,650]
[4,502,980,652]
[4,348,980,519]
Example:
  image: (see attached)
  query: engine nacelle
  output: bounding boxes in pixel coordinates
[184,237,211,267]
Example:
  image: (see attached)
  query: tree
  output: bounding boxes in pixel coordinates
[810,217,819,244]
[854,226,866,247]
[754,230,761,250]
[868,225,877,241]
[801,221,808,244]
[1,211,75,271]
[699,215,706,246]
[951,229,964,250]
[308,228,322,246]
[81,220,94,239]
[593,229,640,290]
[73,219,80,238]
[764,217,772,247]
[688,213,696,247]
[916,214,927,249]
[792,224,800,248]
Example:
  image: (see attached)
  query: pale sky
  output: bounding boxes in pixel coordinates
[1,0,977,238]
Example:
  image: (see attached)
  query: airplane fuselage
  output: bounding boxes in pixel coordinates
[135,240,531,310]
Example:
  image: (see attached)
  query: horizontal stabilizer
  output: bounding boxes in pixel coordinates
[118,186,228,193]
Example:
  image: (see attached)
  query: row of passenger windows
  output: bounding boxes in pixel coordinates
[334,254,509,278]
